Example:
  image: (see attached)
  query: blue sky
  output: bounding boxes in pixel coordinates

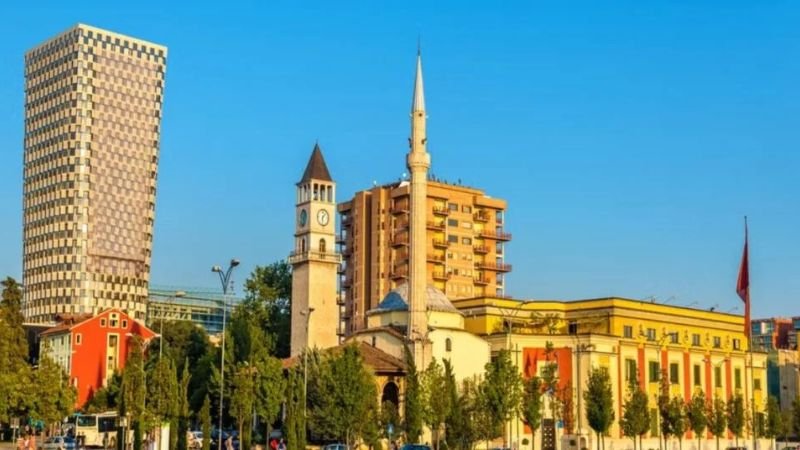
[1,1,798,317]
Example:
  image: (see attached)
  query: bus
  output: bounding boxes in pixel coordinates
[65,412,119,448]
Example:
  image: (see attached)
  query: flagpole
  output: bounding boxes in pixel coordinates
[742,217,756,450]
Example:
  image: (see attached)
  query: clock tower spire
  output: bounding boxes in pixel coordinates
[290,142,340,357]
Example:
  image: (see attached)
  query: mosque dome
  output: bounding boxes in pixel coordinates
[373,282,461,314]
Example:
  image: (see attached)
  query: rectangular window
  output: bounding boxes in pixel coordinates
[461,205,472,213]
[670,363,679,384]
[75,334,82,345]
[670,332,679,344]
[447,219,458,227]
[623,326,633,338]
[448,203,458,211]
[713,336,721,348]
[755,378,762,390]
[692,334,701,346]
[109,313,119,328]
[461,237,472,245]
[733,338,741,350]
[647,328,657,341]
[121,319,128,328]
[100,318,106,327]
[735,369,742,389]
[714,367,722,387]
[693,364,701,386]
[625,359,637,382]
[649,361,660,382]
[448,235,458,243]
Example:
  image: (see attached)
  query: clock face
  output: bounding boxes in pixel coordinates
[299,209,308,227]
[317,209,330,226]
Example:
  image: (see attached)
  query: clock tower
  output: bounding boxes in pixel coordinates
[290,143,341,357]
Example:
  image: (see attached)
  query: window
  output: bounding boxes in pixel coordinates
[319,238,327,253]
[75,334,82,345]
[109,313,119,327]
[754,378,762,390]
[448,203,458,211]
[669,332,679,344]
[448,235,458,243]
[447,219,458,227]
[625,359,637,381]
[649,361,660,382]
[714,367,722,388]
[100,318,106,327]
[461,237,472,245]
[446,338,452,352]
[461,205,472,213]
[733,338,741,350]
[121,320,127,328]
[568,322,578,334]
[693,364,701,386]
[713,336,721,348]
[692,333,701,346]
[623,326,633,338]
[669,363,679,384]
[647,328,657,341]
[735,369,742,389]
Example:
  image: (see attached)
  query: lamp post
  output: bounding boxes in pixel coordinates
[212,259,240,450]
[299,308,315,420]
[159,291,186,360]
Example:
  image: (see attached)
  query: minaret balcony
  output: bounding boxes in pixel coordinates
[474,261,512,272]
[432,206,450,216]
[426,220,445,231]
[288,250,342,265]
[478,229,512,241]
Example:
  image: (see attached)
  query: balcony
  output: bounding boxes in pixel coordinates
[432,271,451,281]
[396,220,410,231]
[475,261,512,272]
[474,275,490,285]
[342,277,353,288]
[432,239,449,249]
[288,250,342,265]
[473,211,490,223]
[473,245,489,254]
[341,246,352,257]
[478,229,512,241]
[391,203,410,215]
[342,216,353,227]
[337,263,346,274]
[335,233,346,244]
[427,253,446,264]
[427,220,445,231]
[390,234,409,247]
[432,206,450,216]
[390,267,408,280]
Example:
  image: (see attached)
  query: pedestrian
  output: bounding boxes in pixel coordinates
[269,438,278,450]
[278,439,286,450]
[225,435,233,450]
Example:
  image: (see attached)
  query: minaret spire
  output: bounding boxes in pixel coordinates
[406,47,431,366]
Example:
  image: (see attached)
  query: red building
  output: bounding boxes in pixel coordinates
[40,309,156,408]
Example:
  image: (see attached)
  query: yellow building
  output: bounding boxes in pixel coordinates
[337,180,509,336]
[454,296,768,450]
[23,24,167,323]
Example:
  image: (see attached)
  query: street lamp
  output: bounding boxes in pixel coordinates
[159,291,186,360]
[299,308,315,420]
[212,259,240,450]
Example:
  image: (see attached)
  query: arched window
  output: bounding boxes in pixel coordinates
[445,338,452,352]
[319,238,327,253]
[300,238,306,253]
[382,381,399,407]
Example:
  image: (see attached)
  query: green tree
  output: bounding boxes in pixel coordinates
[0,277,31,423]
[727,394,745,447]
[657,370,672,450]
[29,353,77,435]
[147,357,178,425]
[668,397,687,450]
[764,396,781,450]
[254,355,285,446]
[520,376,543,447]
[708,397,727,450]
[84,372,123,413]
[686,391,708,450]
[380,401,401,442]
[793,396,800,439]
[483,349,523,447]
[121,337,147,450]
[200,395,212,450]
[619,380,649,450]
[474,378,501,449]
[231,364,256,450]
[421,358,451,448]
[242,261,292,357]
[584,366,614,450]
[403,348,423,443]
[177,362,191,450]
[780,409,792,446]
[284,366,306,450]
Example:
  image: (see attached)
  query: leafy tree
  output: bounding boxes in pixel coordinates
[780,409,792,446]
[284,366,306,450]
[444,365,478,450]
[177,362,191,450]
[540,342,561,425]
[727,394,745,447]
[254,355,285,447]
[231,364,256,450]
[0,277,31,422]
[474,378,501,449]
[148,357,178,424]
[686,391,708,450]
[483,350,523,447]
[242,261,292,357]
[584,366,614,450]
[200,395,212,450]
[403,348,423,443]
[558,381,575,435]
[657,370,672,450]
[84,372,123,413]
[668,397,687,450]
[421,358,451,448]
[29,353,77,435]
[764,396,781,450]
[520,376,543,447]
[380,401,401,442]
[121,337,147,450]
[708,397,727,450]
[793,396,800,439]
[619,380,649,450]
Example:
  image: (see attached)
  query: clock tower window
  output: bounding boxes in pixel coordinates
[319,238,327,253]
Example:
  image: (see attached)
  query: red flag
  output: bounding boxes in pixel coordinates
[736,218,750,339]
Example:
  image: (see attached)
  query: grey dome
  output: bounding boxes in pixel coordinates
[373,283,460,314]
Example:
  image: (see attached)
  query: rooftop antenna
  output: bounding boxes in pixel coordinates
[709,303,719,312]
[727,306,740,313]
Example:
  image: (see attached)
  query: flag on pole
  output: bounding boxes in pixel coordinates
[736,217,750,339]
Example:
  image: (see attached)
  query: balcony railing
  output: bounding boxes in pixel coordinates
[427,254,446,264]
[335,233,347,244]
[474,275,490,285]
[478,229,512,241]
[391,203,410,215]
[337,263,346,274]
[432,271,451,281]
[390,267,408,280]
[288,250,341,265]
[390,234,409,247]
[432,239,449,248]
[432,206,450,216]
[473,245,489,254]
[473,211,490,223]
[475,261,512,272]
[396,221,410,231]
[427,220,445,230]
[342,216,353,227]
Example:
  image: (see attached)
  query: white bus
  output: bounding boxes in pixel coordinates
[65,412,119,448]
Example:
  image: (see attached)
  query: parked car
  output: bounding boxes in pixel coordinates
[323,444,349,450]
[400,445,431,450]
[42,436,70,450]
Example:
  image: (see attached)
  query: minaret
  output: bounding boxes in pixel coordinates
[407,50,431,362]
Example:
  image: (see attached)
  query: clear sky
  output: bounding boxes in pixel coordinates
[1,1,798,318]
